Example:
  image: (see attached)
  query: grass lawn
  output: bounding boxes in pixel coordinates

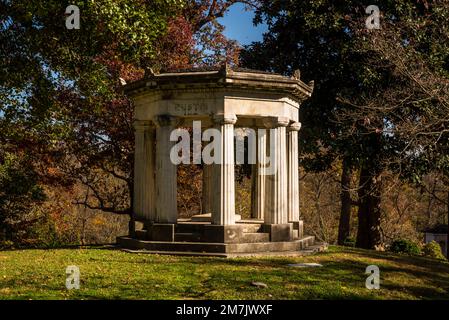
[0,246,448,300]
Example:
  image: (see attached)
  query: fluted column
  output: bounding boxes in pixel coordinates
[133,120,156,221]
[263,117,289,225]
[288,122,301,222]
[155,115,178,223]
[251,128,267,220]
[211,114,237,225]
[202,164,212,214]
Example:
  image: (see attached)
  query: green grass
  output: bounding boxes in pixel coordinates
[0,246,448,300]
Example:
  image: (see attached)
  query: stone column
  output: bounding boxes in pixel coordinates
[202,164,212,214]
[250,163,257,218]
[211,114,237,225]
[133,120,155,221]
[287,122,301,222]
[251,128,267,220]
[154,115,178,223]
[263,117,289,225]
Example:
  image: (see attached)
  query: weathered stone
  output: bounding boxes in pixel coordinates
[263,223,293,242]
[133,121,156,221]
[155,115,178,223]
[147,223,175,242]
[121,67,322,257]
[251,282,268,288]
[210,113,237,226]
[203,225,244,243]
[287,263,323,268]
[287,122,301,223]
[116,235,325,257]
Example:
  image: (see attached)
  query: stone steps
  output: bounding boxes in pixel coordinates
[118,236,226,253]
[175,223,208,233]
[174,222,269,243]
[174,232,202,242]
[226,236,315,253]
[240,223,263,233]
[241,232,270,243]
[117,235,317,255]
[121,248,325,258]
[190,213,242,222]
[135,230,147,240]
[135,221,305,244]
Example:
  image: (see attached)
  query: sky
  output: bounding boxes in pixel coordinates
[217,3,268,45]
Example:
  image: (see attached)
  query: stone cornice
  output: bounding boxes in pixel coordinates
[212,113,238,125]
[263,116,290,128]
[124,66,314,102]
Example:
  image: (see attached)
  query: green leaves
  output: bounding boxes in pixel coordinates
[1,0,184,115]
[0,151,46,241]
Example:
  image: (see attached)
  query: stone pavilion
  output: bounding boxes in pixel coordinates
[117,65,327,257]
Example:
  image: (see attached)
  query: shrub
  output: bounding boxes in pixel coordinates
[423,241,446,260]
[0,240,14,250]
[390,239,421,256]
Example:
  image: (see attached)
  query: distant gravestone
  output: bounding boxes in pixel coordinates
[251,281,268,288]
[287,263,323,268]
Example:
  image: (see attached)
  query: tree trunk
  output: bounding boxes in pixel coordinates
[356,167,370,248]
[447,191,449,258]
[356,165,383,249]
[338,158,352,245]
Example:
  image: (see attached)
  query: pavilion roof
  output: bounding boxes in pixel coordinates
[124,65,314,101]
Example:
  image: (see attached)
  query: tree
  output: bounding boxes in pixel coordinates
[337,1,449,248]
[0,150,46,242]
[1,1,255,235]
[241,0,449,249]
[1,0,186,234]
[240,0,384,248]
[338,158,353,245]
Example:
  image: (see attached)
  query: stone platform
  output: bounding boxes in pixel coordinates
[117,219,327,258]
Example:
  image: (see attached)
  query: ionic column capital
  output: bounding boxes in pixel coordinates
[154,115,179,127]
[212,113,237,125]
[288,121,302,132]
[262,116,290,128]
[134,120,153,131]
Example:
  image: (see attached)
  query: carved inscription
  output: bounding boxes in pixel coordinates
[174,102,208,115]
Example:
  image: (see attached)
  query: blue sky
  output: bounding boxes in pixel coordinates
[218,3,268,45]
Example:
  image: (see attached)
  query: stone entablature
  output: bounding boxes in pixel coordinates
[125,66,313,127]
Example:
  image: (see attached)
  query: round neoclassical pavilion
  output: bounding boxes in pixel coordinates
[118,65,325,256]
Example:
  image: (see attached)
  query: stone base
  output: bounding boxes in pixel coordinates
[191,213,242,222]
[203,225,244,243]
[262,223,293,242]
[146,223,175,242]
[291,220,304,239]
[117,235,327,258]
[120,220,325,257]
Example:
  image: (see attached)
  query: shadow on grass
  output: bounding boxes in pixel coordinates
[2,245,449,299]
[179,247,449,299]
[0,243,120,252]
